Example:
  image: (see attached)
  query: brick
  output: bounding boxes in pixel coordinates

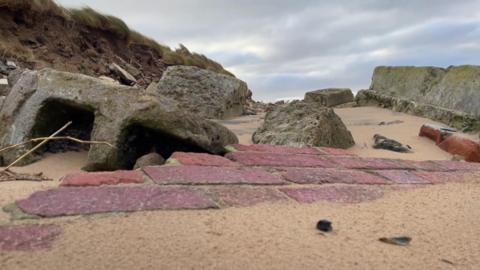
[373,170,432,184]
[144,165,285,185]
[431,160,480,171]
[330,156,414,170]
[413,171,466,184]
[279,186,384,203]
[169,152,238,166]
[207,187,287,207]
[438,134,480,163]
[282,168,389,185]
[0,224,62,251]
[317,147,355,156]
[225,152,336,167]
[228,144,321,155]
[60,170,144,187]
[17,187,217,217]
[418,124,455,144]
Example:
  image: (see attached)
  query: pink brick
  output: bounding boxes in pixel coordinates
[170,152,238,166]
[229,144,321,155]
[61,170,145,187]
[225,152,336,167]
[280,186,384,203]
[317,147,355,156]
[144,165,285,185]
[431,160,480,171]
[17,187,217,217]
[413,171,466,184]
[0,224,62,251]
[283,168,389,185]
[373,170,432,184]
[330,156,414,170]
[207,187,287,207]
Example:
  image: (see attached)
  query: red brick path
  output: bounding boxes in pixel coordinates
[2,144,479,251]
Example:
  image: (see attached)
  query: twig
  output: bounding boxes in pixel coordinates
[0,136,114,153]
[3,121,72,171]
[0,170,52,182]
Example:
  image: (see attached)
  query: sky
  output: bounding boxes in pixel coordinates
[56,0,480,102]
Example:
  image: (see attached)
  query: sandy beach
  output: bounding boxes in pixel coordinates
[1,106,479,270]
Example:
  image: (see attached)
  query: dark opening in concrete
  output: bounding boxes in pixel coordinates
[118,124,206,169]
[30,99,95,155]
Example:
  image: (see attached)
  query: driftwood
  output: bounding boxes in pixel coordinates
[0,121,115,182]
[0,170,51,182]
[0,136,115,154]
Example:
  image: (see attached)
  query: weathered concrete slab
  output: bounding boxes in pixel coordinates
[16,187,217,217]
[61,170,145,187]
[279,186,384,203]
[330,156,415,170]
[0,224,62,251]
[282,168,389,185]
[373,170,432,184]
[228,144,322,155]
[170,152,238,166]
[144,165,285,185]
[225,152,336,167]
[207,187,287,207]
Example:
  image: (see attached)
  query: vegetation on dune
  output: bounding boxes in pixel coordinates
[0,0,232,76]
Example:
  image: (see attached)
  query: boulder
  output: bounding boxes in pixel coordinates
[108,63,137,86]
[133,153,165,169]
[252,101,354,148]
[147,66,251,119]
[304,88,354,107]
[0,68,238,170]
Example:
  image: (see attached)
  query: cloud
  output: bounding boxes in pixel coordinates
[56,0,480,101]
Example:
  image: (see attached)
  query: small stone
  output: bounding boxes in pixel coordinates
[109,62,137,86]
[316,220,332,232]
[134,153,165,169]
[379,236,411,246]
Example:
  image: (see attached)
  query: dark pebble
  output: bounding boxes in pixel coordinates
[316,219,332,232]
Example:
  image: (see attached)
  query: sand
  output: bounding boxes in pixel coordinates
[1,107,479,269]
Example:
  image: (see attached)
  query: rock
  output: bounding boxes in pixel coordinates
[379,236,411,246]
[316,220,332,232]
[0,78,8,96]
[0,68,238,170]
[0,61,8,75]
[0,96,5,109]
[6,60,17,70]
[252,101,355,148]
[108,63,137,86]
[373,134,412,153]
[304,88,354,107]
[370,65,480,117]
[355,89,480,131]
[7,68,25,88]
[98,76,119,84]
[148,66,251,119]
[133,153,165,169]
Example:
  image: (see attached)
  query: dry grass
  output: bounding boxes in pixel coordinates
[0,0,231,75]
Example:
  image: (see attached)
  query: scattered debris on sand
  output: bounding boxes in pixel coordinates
[373,134,412,153]
[379,236,412,246]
